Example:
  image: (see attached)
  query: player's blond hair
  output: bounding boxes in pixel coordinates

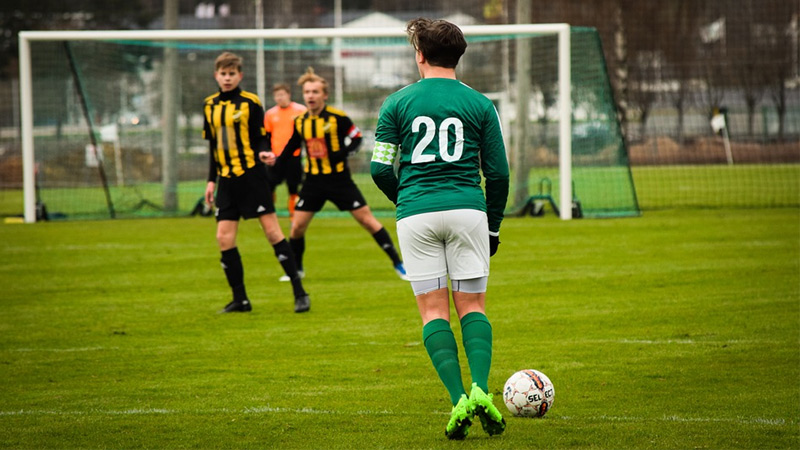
[297,67,328,94]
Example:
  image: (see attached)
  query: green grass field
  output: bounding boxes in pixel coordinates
[1,208,798,449]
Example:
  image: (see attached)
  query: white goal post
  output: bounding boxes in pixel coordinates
[18,24,572,222]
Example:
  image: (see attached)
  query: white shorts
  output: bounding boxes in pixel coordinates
[396,209,490,282]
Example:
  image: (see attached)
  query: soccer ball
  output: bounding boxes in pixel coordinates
[503,369,555,417]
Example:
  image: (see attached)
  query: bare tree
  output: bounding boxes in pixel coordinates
[661,0,703,144]
[530,35,558,152]
[696,2,731,127]
[730,0,766,137]
[700,61,727,119]
[761,1,798,141]
[621,0,660,141]
[628,52,659,140]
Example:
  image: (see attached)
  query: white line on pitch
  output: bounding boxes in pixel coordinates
[11,347,120,352]
[586,339,787,345]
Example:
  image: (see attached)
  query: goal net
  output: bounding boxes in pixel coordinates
[18,25,639,221]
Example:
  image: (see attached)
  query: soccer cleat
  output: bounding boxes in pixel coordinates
[445,394,473,440]
[469,383,506,436]
[279,270,305,282]
[219,299,252,313]
[294,294,310,313]
[394,262,409,281]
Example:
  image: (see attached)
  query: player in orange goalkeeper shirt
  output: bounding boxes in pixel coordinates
[264,83,306,221]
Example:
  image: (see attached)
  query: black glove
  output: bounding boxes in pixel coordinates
[489,234,500,257]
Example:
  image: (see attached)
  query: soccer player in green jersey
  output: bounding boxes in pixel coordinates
[370,18,510,440]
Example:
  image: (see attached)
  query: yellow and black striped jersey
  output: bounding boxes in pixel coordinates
[203,87,267,180]
[279,105,362,178]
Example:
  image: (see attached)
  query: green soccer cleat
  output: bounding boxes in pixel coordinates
[469,383,506,436]
[445,394,473,440]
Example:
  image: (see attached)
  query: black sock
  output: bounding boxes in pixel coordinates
[289,237,305,272]
[220,247,247,301]
[273,239,306,298]
[372,227,402,265]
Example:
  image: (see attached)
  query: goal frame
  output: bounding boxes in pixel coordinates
[18,24,572,222]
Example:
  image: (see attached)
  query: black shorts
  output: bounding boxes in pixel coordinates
[295,175,368,212]
[215,167,275,221]
[266,155,303,194]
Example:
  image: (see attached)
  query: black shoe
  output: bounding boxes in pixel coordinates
[219,299,252,313]
[294,294,310,313]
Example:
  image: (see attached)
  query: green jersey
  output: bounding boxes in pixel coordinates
[371,78,509,233]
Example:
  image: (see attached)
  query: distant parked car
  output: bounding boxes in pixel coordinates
[573,121,614,155]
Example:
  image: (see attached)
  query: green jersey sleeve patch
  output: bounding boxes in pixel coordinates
[371,141,398,165]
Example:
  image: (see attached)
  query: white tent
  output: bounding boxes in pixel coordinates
[340,12,414,88]
[344,11,405,29]
[442,12,479,27]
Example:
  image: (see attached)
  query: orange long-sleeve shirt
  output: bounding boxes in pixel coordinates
[264,101,307,157]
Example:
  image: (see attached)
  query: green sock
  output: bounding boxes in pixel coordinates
[460,312,493,393]
[423,319,466,406]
